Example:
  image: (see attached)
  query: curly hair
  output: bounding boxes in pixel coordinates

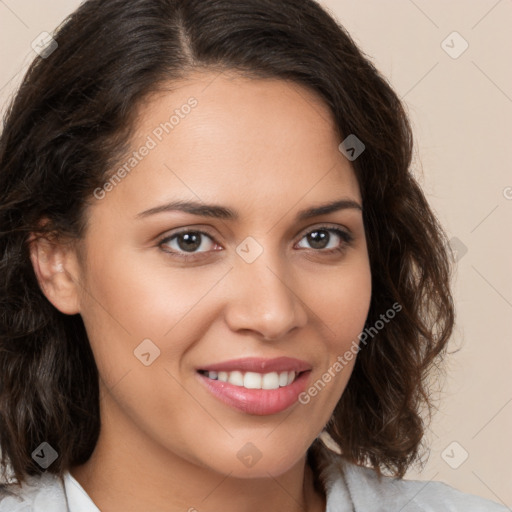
[0,0,454,486]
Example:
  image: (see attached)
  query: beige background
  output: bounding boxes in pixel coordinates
[1,0,511,506]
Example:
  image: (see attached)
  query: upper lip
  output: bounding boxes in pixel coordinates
[198,357,312,373]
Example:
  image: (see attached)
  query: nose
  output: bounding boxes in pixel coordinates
[224,247,308,341]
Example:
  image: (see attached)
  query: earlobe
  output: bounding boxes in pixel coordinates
[28,233,82,315]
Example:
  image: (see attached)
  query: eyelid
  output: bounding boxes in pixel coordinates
[157,227,218,251]
[296,222,352,239]
[158,222,352,242]
[157,223,354,257]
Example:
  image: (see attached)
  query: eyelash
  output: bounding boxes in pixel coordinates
[157,225,354,262]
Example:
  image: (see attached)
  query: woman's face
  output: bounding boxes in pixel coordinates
[68,71,372,477]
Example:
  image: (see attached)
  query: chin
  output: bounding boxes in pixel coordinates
[197,440,307,479]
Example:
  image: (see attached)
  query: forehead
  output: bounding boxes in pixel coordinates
[92,71,361,223]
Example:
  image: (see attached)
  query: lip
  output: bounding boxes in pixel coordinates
[197,371,311,415]
[197,356,312,373]
[196,357,312,416]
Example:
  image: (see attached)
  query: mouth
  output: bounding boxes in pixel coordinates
[196,357,312,415]
[197,369,302,390]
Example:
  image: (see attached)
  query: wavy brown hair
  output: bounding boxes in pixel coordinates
[0,0,454,486]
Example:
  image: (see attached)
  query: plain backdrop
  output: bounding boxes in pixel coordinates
[0,0,511,507]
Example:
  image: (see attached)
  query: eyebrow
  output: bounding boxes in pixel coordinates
[136,198,362,221]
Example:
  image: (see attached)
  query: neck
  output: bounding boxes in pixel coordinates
[71,396,326,512]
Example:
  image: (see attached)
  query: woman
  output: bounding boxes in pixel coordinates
[0,0,506,510]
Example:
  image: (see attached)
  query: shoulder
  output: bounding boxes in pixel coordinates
[340,459,508,511]
[314,443,508,511]
[0,472,68,512]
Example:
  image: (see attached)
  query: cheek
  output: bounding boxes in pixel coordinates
[296,257,371,411]
[311,256,372,349]
[77,249,230,379]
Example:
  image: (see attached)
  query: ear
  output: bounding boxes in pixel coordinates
[28,231,83,315]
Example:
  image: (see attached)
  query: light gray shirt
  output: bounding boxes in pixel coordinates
[0,446,508,511]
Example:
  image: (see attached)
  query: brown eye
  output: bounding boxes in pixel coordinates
[296,226,353,252]
[159,230,218,255]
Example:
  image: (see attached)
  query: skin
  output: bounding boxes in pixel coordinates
[30,71,372,512]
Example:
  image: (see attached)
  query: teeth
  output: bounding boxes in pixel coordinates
[203,370,297,389]
[244,371,262,389]
[228,370,244,386]
[261,372,279,390]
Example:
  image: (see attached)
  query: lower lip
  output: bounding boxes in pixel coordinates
[197,371,311,415]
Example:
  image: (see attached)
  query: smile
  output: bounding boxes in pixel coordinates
[198,370,298,390]
[196,357,312,415]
